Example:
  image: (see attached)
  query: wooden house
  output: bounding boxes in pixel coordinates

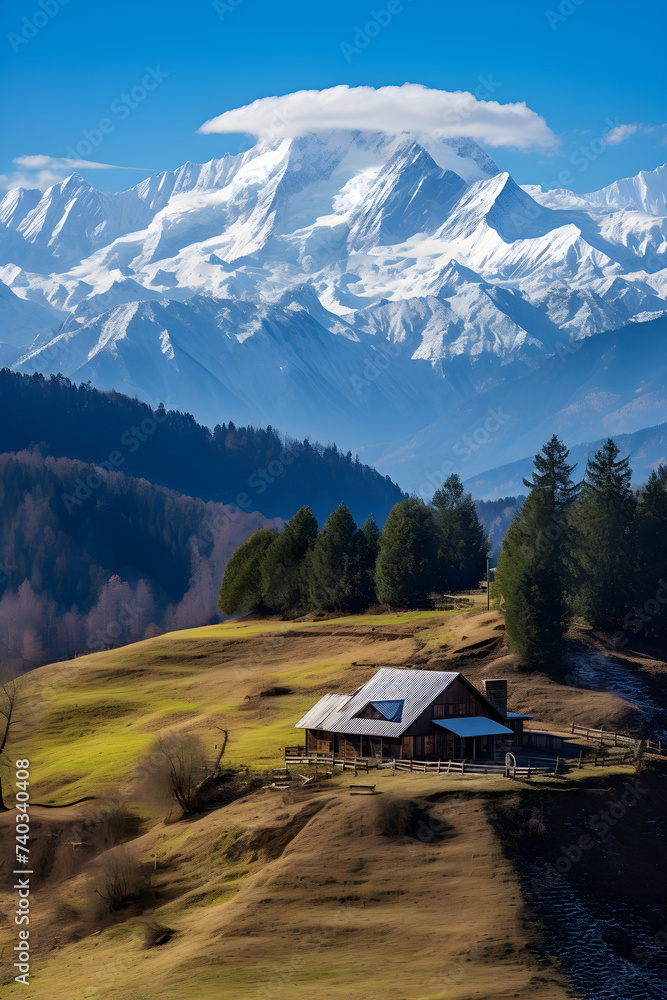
[294,668,531,761]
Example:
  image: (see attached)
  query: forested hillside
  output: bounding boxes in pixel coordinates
[0,449,280,672]
[496,436,667,665]
[0,370,405,526]
[476,496,525,562]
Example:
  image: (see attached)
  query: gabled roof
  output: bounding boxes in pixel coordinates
[295,667,460,738]
[294,693,352,731]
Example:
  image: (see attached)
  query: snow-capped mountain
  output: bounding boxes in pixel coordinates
[0,130,666,493]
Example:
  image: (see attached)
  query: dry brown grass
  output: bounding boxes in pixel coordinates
[0,606,661,998]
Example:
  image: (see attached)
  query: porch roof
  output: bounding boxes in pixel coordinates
[433,717,514,738]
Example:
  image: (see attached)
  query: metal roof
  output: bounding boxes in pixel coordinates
[295,668,459,737]
[506,711,533,720]
[434,717,514,737]
[294,693,352,731]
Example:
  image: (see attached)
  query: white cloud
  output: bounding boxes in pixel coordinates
[604,122,644,146]
[1,155,153,193]
[198,84,560,151]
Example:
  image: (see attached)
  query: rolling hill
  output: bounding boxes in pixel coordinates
[2,606,665,998]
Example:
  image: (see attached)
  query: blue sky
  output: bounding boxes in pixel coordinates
[1,0,665,195]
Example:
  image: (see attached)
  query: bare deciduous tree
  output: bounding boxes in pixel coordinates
[92,848,151,914]
[0,677,22,811]
[153,733,209,815]
[147,728,230,816]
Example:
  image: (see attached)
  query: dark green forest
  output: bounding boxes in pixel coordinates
[218,473,489,616]
[495,436,667,666]
[0,369,405,526]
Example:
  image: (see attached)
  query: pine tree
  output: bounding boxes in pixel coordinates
[358,514,381,606]
[261,506,318,614]
[307,503,362,611]
[570,438,635,629]
[218,528,278,615]
[431,474,489,591]
[495,435,578,666]
[634,466,667,641]
[375,498,439,606]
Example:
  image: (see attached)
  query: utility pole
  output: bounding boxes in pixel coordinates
[486,557,490,610]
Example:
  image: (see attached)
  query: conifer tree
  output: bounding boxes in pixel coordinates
[217,528,278,615]
[431,474,489,591]
[570,439,636,628]
[307,503,362,611]
[375,498,439,606]
[496,435,578,665]
[358,514,381,606]
[634,465,667,640]
[261,506,318,614]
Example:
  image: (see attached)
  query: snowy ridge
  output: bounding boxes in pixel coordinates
[0,131,666,491]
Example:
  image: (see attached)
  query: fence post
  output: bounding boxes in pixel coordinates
[579,750,583,769]
[410,759,413,772]
[437,760,441,774]
[554,757,560,776]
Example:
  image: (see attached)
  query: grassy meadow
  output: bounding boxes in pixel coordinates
[0,603,662,999]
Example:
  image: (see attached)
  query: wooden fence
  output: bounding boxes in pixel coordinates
[576,748,638,768]
[284,751,559,778]
[284,752,386,774]
[392,758,558,778]
[645,738,667,756]
[570,724,642,751]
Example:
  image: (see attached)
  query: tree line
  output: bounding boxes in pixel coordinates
[0,368,405,526]
[496,435,667,665]
[218,474,489,615]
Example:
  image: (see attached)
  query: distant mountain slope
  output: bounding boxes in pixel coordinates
[466,421,667,499]
[0,132,665,492]
[475,496,525,562]
[360,315,667,491]
[0,448,281,672]
[0,369,405,526]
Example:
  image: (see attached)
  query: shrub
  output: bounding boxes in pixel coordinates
[89,848,152,918]
[374,796,417,837]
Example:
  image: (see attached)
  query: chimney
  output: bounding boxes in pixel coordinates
[483,678,508,718]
